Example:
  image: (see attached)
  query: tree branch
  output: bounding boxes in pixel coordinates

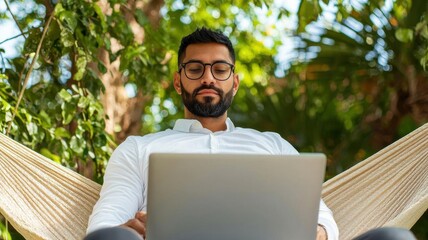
[0,31,30,45]
[3,0,27,40]
[6,13,55,135]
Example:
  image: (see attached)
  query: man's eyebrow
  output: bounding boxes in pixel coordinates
[184,59,232,63]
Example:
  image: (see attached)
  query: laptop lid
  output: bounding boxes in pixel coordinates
[146,153,326,240]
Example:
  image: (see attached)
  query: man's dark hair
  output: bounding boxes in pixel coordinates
[177,27,235,67]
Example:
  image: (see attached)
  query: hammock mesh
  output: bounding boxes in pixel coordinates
[0,134,101,240]
[1,123,427,240]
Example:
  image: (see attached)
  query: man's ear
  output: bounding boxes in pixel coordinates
[233,73,240,96]
[173,72,181,94]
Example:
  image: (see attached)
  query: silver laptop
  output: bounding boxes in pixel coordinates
[146,153,326,240]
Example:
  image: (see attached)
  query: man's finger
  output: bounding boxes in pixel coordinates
[135,211,147,222]
[123,218,146,237]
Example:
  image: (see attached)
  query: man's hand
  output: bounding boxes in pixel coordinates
[316,224,328,240]
[121,211,147,239]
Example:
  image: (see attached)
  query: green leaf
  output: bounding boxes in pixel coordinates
[297,0,321,33]
[70,136,84,154]
[78,96,90,108]
[59,11,78,31]
[54,127,71,139]
[395,28,414,43]
[60,27,74,47]
[93,4,107,31]
[38,110,52,128]
[0,221,12,240]
[54,3,65,15]
[5,111,12,122]
[88,150,95,159]
[26,122,38,135]
[94,133,107,147]
[74,54,88,81]
[40,148,62,164]
[98,61,107,74]
[58,89,72,102]
[61,102,75,125]
[415,20,428,39]
[420,53,428,71]
[83,120,94,138]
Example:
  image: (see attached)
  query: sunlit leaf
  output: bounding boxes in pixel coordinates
[74,54,88,81]
[59,11,78,31]
[40,148,62,163]
[395,28,414,43]
[58,89,72,102]
[54,127,70,139]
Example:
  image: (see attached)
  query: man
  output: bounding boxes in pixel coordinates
[86,27,414,240]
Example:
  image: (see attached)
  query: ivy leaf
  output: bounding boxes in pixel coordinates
[40,148,62,164]
[70,136,84,154]
[60,27,74,47]
[38,110,52,128]
[94,133,107,147]
[78,96,90,108]
[26,122,38,135]
[59,11,78,31]
[82,120,94,138]
[58,89,72,102]
[61,102,75,125]
[93,4,107,31]
[54,127,70,139]
[74,54,88,81]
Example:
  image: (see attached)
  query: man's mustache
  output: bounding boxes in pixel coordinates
[192,85,224,97]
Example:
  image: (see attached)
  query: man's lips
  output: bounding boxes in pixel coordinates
[197,89,219,95]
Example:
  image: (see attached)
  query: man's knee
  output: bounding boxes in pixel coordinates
[353,227,416,240]
[84,227,143,240]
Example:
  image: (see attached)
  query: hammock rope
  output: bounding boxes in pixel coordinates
[0,123,427,240]
[0,134,101,240]
[322,123,428,239]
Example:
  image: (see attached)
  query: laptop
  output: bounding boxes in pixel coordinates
[146,153,326,240]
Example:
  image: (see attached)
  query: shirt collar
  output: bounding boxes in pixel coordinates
[173,118,235,133]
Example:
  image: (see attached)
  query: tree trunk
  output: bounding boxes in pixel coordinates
[96,0,164,143]
[369,65,428,149]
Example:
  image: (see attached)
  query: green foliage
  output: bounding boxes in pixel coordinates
[0,221,12,240]
[297,0,322,33]
[415,15,428,70]
[1,0,116,181]
[281,0,428,173]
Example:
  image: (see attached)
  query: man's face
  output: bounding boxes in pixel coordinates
[174,43,240,118]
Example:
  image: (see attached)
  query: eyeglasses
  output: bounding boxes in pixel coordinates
[179,61,235,81]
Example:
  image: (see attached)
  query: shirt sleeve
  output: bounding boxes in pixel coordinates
[318,199,339,240]
[86,137,144,234]
[265,131,299,155]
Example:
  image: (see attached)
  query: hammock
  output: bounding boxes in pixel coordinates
[0,124,427,240]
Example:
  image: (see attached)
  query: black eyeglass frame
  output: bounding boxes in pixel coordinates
[178,60,235,81]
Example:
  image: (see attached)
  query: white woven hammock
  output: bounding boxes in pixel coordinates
[1,124,427,240]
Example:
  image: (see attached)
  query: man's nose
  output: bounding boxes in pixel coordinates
[200,66,216,85]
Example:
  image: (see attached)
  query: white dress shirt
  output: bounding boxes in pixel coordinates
[87,118,339,239]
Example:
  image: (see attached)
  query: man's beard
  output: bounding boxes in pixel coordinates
[180,81,234,118]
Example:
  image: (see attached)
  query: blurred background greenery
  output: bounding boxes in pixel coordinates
[0,0,427,239]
